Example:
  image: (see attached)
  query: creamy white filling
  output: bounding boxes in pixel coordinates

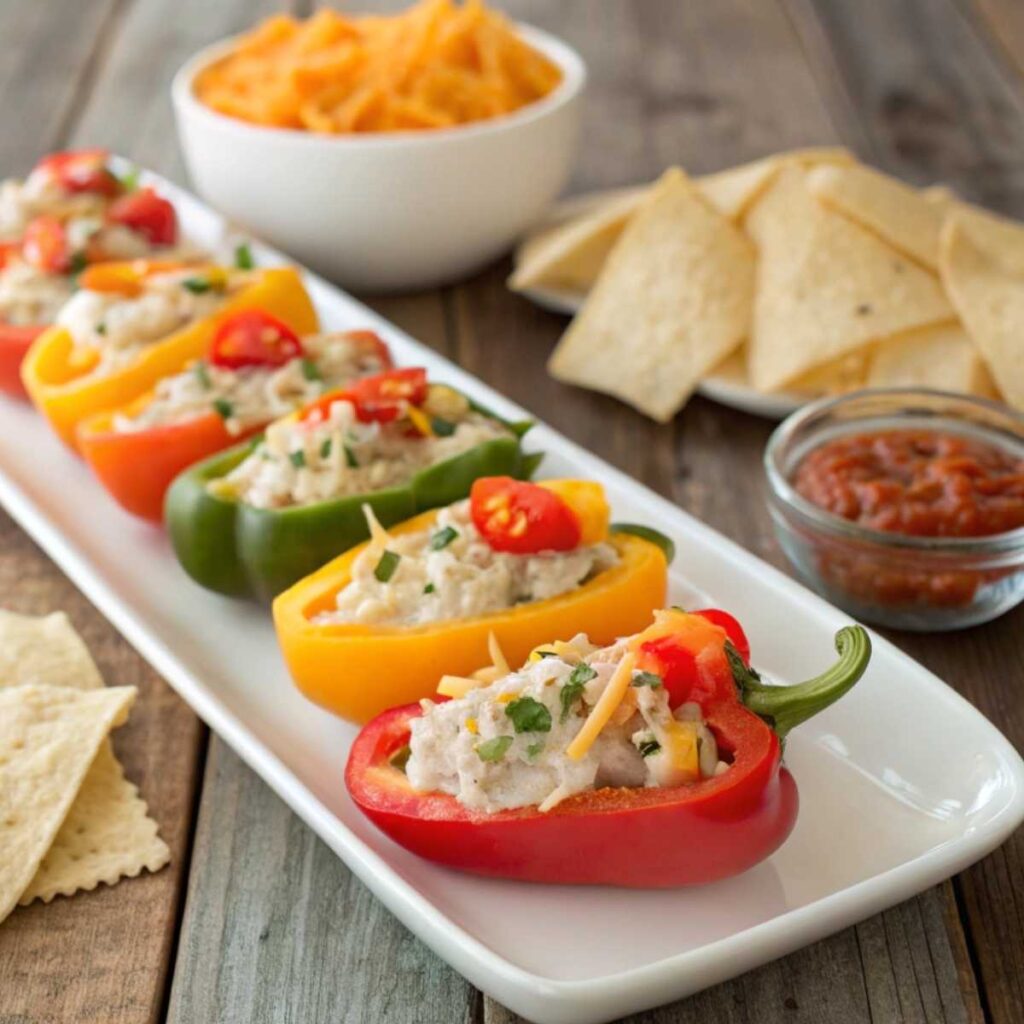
[113,332,388,436]
[221,398,509,509]
[405,637,728,814]
[316,499,618,626]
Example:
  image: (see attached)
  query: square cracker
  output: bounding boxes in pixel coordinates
[0,684,136,923]
[548,167,755,422]
[746,166,953,392]
[0,609,170,907]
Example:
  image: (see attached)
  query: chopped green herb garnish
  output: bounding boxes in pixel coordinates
[423,582,436,594]
[638,738,661,758]
[476,735,513,763]
[389,744,411,772]
[559,663,596,722]
[95,322,107,336]
[319,437,332,459]
[374,549,401,582]
[526,741,544,758]
[300,358,322,382]
[234,242,254,270]
[193,360,212,389]
[68,251,87,275]
[429,525,459,550]
[116,165,141,192]
[505,696,551,734]
[343,444,359,468]
[631,670,663,689]
[212,398,233,420]
[183,276,212,294]
[289,449,306,469]
[431,416,456,437]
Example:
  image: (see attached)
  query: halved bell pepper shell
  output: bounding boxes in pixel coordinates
[273,509,668,723]
[77,400,262,523]
[165,412,540,603]
[0,322,46,398]
[20,266,318,450]
[346,701,798,886]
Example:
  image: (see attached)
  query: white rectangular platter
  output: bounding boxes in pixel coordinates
[1,170,1022,1024]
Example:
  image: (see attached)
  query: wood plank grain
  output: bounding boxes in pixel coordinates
[165,739,477,1024]
[0,510,204,1024]
[0,0,122,173]
[971,0,1024,80]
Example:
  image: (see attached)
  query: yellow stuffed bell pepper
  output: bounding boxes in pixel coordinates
[273,476,672,723]
[21,260,317,450]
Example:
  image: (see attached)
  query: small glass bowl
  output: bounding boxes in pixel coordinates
[764,389,1024,631]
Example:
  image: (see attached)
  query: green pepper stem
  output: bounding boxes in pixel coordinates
[736,626,872,740]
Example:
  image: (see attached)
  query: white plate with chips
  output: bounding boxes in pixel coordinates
[1,169,1023,1024]
[518,278,804,420]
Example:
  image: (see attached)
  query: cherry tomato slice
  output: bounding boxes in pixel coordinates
[300,367,428,425]
[209,310,304,369]
[0,241,20,271]
[106,187,178,247]
[342,329,393,370]
[22,216,70,273]
[694,608,750,663]
[36,149,119,197]
[470,476,582,554]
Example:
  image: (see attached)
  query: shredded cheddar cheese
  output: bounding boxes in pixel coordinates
[195,0,562,135]
[566,652,635,761]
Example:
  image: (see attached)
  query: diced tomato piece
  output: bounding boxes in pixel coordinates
[0,241,20,270]
[36,148,119,197]
[342,329,393,370]
[22,216,70,273]
[694,608,750,663]
[301,367,427,425]
[106,186,178,246]
[209,309,304,369]
[470,476,581,554]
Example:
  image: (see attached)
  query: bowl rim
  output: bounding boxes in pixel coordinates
[171,20,586,149]
[763,387,1024,558]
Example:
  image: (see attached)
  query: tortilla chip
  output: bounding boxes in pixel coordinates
[20,741,169,905]
[807,163,944,271]
[948,205,1024,278]
[697,146,854,221]
[867,321,996,397]
[789,351,869,395]
[0,610,103,690]
[0,684,136,923]
[510,189,647,293]
[922,184,958,207]
[746,166,953,392]
[548,167,754,422]
[940,222,1024,408]
[0,609,170,906]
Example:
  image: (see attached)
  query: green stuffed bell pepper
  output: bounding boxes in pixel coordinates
[165,368,540,601]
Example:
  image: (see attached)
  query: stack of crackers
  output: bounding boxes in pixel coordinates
[510,149,1024,421]
[0,610,169,924]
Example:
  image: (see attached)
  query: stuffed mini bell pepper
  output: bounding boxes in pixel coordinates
[77,313,392,522]
[166,370,540,602]
[274,476,673,722]
[0,148,194,398]
[21,259,316,449]
[347,608,871,887]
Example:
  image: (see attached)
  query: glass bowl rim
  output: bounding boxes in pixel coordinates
[763,387,1024,558]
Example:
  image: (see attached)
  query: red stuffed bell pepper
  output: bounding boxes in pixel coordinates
[0,149,185,398]
[77,313,391,522]
[346,608,871,887]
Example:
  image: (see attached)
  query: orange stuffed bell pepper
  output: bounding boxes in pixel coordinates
[76,320,392,522]
[20,259,317,450]
[273,476,673,723]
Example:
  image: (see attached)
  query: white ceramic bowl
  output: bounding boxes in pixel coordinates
[171,25,585,293]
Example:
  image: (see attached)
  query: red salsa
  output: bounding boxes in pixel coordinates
[794,430,1024,538]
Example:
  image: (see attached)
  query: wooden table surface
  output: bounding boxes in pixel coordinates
[1,1,1023,1021]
